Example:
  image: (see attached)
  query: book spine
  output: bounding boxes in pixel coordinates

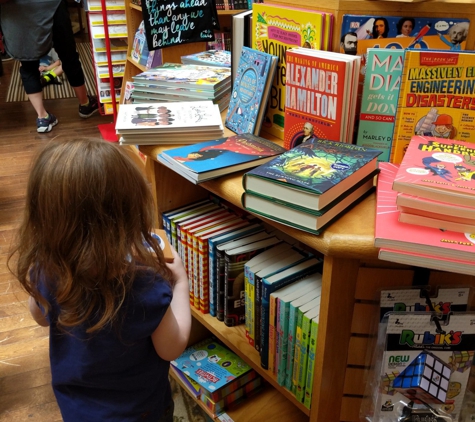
[216,248,226,321]
[170,221,179,249]
[276,300,289,384]
[303,318,319,409]
[192,233,201,310]
[186,230,195,306]
[296,313,312,403]
[268,293,277,374]
[284,303,299,390]
[208,240,217,317]
[247,267,255,346]
[162,214,171,243]
[202,370,257,402]
[291,316,303,394]
[254,274,262,352]
[198,237,210,314]
[224,256,247,327]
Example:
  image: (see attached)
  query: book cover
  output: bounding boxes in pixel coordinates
[223,236,282,327]
[208,223,266,317]
[356,48,405,162]
[284,48,360,148]
[181,49,231,68]
[375,162,475,262]
[303,313,320,409]
[252,3,331,139]
[260,257,322,369]
[158,134,286,184]
[171,338,254,393]
[243,139,381,211]
[169,365,201,399]
[231,10,252,86]
[225,46,278,136]
[393,136,475,207]
[391,50,475,164]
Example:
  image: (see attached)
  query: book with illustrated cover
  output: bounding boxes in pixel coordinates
[157,134,286,184]
[391,50,475,164]
[375,162,475,263]
[356,48,404,162]
[243,139,381,211]
[225,46,278,136]
[252,3,333,139]
[284,48,360,149]
[181,49,231,68]
[392,136,475,207]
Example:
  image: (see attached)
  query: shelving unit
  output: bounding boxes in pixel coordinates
[121,1,475,420]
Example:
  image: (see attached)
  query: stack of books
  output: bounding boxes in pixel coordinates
[130,63,232,112]
[115,101,224,145]
[171,338,262,418]
[181,49,231,68]
[242,139,382,235]
[374,135,475,275]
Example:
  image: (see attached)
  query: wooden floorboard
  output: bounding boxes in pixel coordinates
[0,31,114,421]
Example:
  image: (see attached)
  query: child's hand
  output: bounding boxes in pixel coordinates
[39,65,46,72]
[166,247,188,286]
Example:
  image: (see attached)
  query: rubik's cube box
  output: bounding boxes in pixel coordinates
[369,312,475,422]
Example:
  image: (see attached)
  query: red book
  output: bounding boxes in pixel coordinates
[392,135,475,207]
[375,162,475,262]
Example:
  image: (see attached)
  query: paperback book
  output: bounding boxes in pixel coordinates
[225,46,278,136]
[157,134,286,184]
[231,10,252,85]
[181,49,231,68]
[243,139,382,211]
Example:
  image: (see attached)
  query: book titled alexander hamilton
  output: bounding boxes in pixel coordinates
[243,139,382,211]
[225,46,278,136]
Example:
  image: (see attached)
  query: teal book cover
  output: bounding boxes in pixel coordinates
[225,46,278,135]
[356,48,404,162]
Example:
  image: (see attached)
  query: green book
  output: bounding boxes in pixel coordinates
[304,313,320,409]
[285,289,321,391]
[290,296,320,394]
[296,304,320,403]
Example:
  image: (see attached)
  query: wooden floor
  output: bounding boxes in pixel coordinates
[0,50,114,420]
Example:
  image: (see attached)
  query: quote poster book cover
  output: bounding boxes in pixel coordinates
[356,48,404,162]
[252,3,332,139]
[171,338,253,393]
[160,134,286,175]
[225,46,277,135]
[391,50,475,164]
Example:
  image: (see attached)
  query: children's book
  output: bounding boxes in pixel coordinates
[243,139,382,211]
[399,211,475,235]
[157,134,286,184]
[252,3,333,139]
[231,10,252,85]
[181,49,231,68]
[356,48,405,162]
[223,236,282,327]
[171,338,255,397]
[391,50,475,164]
[392,136,475,207]
[169,365,201,399]
[225,46,278,136]
[284,47,361,148]
[375,162,475,263]
[303,312,320,409]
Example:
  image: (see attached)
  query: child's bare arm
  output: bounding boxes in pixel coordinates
[29,296,49,327]
[151,247,191,361]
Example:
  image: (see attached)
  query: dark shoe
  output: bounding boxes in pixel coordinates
[37,112,58,133]
[40,71,62,86]
[79,95,100,118]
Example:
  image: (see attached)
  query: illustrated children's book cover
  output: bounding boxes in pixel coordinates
[181,49,231,68]
[391,50,475,164]
[171,338,254,393]
[225,46,278,136]
[356,48,404,162]
[284,47,360,149]
[252,3,333,139]
[392,136,475,207]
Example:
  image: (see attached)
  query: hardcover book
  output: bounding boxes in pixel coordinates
[157,134,286,184]
[225,46,278,136]
[181,49,231,68]
[375,162,475,263]
[252,3,332,139]
[243,139,382,211]
[391,50,475,164]
[231,10,252,86]
[356,48,405,162]
[392,136,475,207]
[284,48,361,149]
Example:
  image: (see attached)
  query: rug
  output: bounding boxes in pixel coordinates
[6,42,97,102]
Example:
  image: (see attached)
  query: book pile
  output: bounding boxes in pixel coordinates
[115,101,224,145]
[375,135,475,275]
[171,338,262,418]
[181,49,231,68]
[242,139,382,235]
[156,133,286,184]
[130,63,232,112]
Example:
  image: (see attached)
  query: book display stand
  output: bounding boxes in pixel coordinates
[120,1,475,421]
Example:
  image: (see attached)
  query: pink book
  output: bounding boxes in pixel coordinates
[392,135,475,207]
[375,162,475,261]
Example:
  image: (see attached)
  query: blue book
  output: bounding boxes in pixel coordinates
[225,46,278,136]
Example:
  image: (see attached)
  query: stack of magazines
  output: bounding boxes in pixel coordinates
[130,63,232,112]
[115,101,224,145]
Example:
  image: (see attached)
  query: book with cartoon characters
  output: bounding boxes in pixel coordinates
[225,46,278,136]
[391,50,475,164]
